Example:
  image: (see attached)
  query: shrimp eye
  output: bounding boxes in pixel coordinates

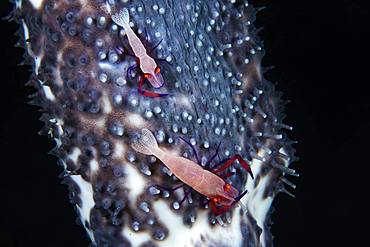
[144,73,152,79]
[212,197,219,203]
[224,183,231,192]
[154,66,161,74]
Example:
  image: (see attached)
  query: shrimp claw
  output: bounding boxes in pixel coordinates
[212,154,254,179]
[210,187,250,216]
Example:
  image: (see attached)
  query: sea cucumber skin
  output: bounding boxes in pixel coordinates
[11,0,297,246]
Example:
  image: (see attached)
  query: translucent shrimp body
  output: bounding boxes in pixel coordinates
[131,129,239,205]
[112,8,164,88]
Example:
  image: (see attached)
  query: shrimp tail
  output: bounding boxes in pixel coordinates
[131,128,158,155]
[111,8,130,27]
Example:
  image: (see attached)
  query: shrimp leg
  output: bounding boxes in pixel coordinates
[137,76,168,97]
[204,141,222,169]
[152,183,186,192]
[127,64,138,78]
[156,58,173,66]
[141,28,153,49]
[150,39,163,53]
[179,137,201,165]
[153,183,191,207]
[212,154,254,179]
[179,188,191,206]
[116,44,135,57]
[144,28,149,43]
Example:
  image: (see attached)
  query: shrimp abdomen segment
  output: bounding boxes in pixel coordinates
[125,28,147,57]
[193,170,232,198]
[159,155,205,187]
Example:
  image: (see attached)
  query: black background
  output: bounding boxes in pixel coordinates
[0,0,369,246]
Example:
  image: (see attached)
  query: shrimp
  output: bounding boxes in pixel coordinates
[131,128,254,216]
[112,8,168,97]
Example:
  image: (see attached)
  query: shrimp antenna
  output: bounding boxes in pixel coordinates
[234,189,249,202]
[111,8,129,27]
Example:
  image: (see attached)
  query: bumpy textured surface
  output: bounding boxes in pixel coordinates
[10,0,297,246]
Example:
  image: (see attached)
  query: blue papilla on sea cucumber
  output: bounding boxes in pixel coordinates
[10,0,297,246]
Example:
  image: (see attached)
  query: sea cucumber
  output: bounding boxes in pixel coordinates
[9,0,297,246]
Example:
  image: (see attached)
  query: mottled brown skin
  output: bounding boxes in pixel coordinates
[11,0,297,246]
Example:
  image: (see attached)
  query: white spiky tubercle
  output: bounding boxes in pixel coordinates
[10,0,298,246]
